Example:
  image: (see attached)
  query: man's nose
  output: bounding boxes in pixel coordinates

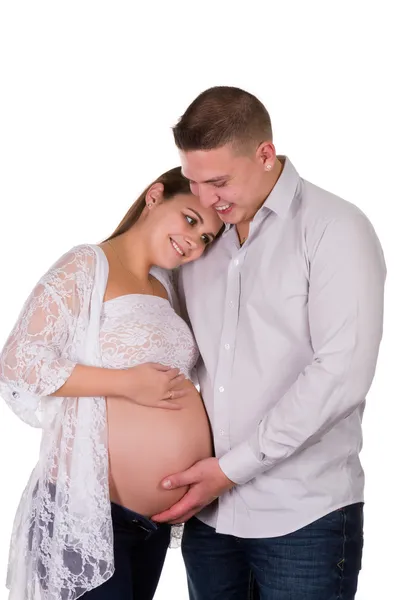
[198,185,217,208]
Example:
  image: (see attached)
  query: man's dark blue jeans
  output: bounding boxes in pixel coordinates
[182,503,364,600]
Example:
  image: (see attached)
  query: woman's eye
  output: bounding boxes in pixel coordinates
[185,215,196,226]
[201,234,211,245]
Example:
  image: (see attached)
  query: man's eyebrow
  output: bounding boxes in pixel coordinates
[181,171,229,184]
[204,176,229,184]
[185,207,216,239]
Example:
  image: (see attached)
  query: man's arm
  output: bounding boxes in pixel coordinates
[220,212,386,484]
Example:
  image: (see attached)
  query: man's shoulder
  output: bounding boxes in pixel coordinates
[300,179,365,225]
[299,179,369,229]
[298,179,381,263]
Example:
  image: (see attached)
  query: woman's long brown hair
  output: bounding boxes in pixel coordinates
[104,166,192,241]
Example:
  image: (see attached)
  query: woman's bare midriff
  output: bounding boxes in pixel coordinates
[107,380,213,516]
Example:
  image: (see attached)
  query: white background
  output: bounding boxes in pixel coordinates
[0,2,398,598]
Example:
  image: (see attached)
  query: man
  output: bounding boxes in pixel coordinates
[152,87,386,599]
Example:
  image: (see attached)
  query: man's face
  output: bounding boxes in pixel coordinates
[180,143,272,226]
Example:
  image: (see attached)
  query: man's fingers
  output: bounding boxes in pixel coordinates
[161,465,198,490]
[169,510,198,524]
[152,491,200,523]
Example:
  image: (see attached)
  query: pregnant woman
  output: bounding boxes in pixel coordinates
[0,167,222,600]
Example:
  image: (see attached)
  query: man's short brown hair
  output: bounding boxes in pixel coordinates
[173,86,273,152]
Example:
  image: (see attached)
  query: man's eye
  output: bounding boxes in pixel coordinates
[185,215,196,226]
[214,181,226,188]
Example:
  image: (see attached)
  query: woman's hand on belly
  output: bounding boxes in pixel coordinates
[118,363,189,409]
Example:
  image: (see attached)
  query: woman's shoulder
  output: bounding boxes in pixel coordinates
[50,244,103,271]
[61,243,98,261]
[38,244,106,289]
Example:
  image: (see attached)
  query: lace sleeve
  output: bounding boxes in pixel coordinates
[0,245,96,427]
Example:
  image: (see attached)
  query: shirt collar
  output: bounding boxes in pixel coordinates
[260,155,300,218]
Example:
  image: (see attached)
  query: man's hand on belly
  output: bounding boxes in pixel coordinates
[151,457,235,524]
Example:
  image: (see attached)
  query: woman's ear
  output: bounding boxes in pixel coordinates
[145,183,164,209]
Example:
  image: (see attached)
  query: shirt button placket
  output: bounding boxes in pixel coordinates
[214,253,241,455]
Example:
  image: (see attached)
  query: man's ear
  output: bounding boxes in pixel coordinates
[256,141,276,171]
[145,183,164,208]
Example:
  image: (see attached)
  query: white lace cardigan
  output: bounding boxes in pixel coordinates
[0,244,179,600]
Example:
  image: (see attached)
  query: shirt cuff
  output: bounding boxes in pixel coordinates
[218,441,266,485]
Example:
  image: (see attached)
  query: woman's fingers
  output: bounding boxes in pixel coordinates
[170,374,186,388]
[167,369,183,382]
[156,400,182,410]
[168,388,186,400]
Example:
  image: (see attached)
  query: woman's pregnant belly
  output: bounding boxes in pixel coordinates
[107,381,213,516]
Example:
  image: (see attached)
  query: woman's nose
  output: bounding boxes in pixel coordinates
[185,236,198,251]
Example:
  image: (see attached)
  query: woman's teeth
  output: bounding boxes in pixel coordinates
[170,238,184,256]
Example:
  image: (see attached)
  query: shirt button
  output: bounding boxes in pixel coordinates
[219,386,225,393]
[234,259,239,266]
[219,429,225,436]
[229,301,234,308]
[224,343,230,350]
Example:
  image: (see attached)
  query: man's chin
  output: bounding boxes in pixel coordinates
[219,214,239,225]
[215,209,238,225]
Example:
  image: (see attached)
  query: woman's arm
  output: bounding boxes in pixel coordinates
[0,247,94,425]
[0,247,186,426]
[53,363,186,408]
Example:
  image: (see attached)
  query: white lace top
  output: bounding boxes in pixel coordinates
[0,244,198,600]
[100,294,198,375]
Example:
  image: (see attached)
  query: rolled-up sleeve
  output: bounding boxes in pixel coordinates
[219,213,386,485]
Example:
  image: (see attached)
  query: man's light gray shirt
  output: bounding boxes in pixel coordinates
[179,157,386,538]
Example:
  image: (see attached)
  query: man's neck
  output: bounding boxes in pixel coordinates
[235,158,284,246]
